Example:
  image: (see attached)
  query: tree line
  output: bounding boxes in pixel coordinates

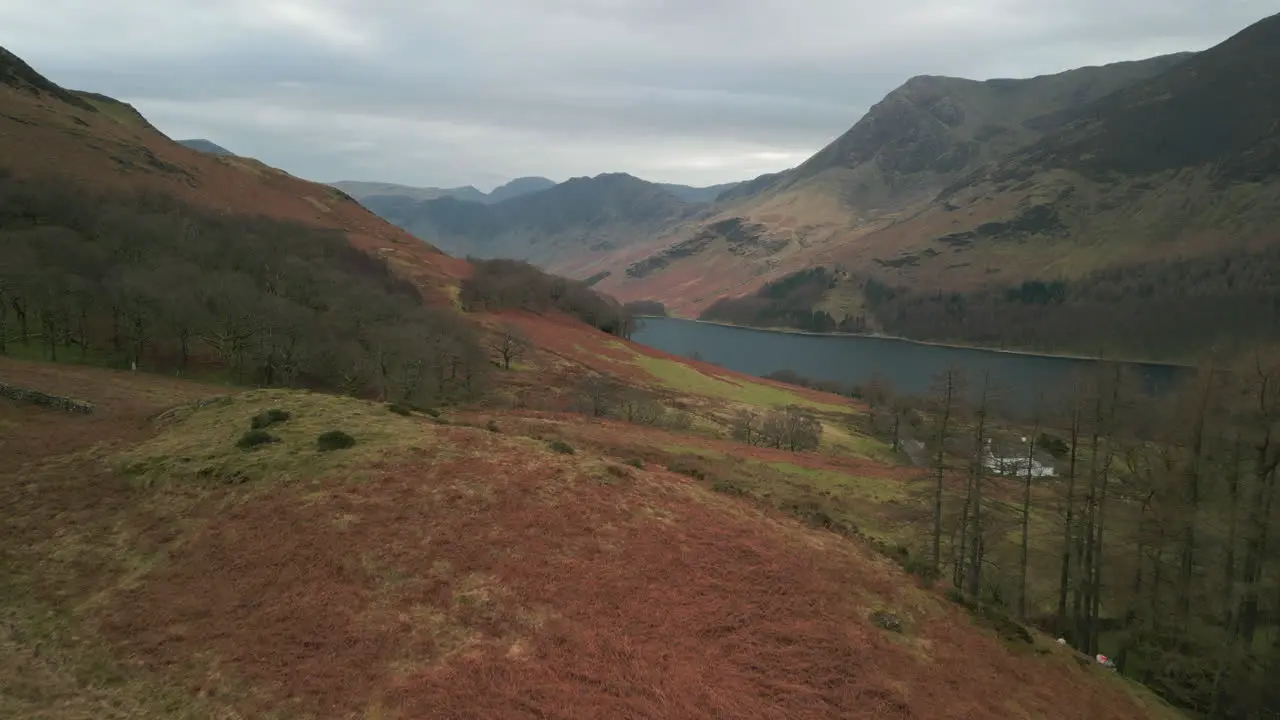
[699,267,864,333]
[860,247,1280,360]
[861,352,1280,717]
[0,170,489,405]
[690,249,1280,361]
[460,257,634,338]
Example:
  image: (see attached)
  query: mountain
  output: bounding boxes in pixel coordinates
[584,52,1198,317]
[582,15,1280,358]
[657,181,743,203]
[362,172,705,267]
[333,176,555,206]
[177,138,235,156]
[331,179,489,204]
[487,175,557,202]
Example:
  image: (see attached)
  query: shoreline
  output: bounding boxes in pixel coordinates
[632,315,1194,369]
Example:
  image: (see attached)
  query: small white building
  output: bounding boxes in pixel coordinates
[983,439,1056,478]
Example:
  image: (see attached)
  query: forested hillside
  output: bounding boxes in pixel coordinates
[0,170,491,403]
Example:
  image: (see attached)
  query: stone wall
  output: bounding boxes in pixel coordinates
[0,381,95,414]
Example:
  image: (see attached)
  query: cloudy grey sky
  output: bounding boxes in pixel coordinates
[1,1,1273,190]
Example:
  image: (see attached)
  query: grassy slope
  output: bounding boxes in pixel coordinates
[0,355,1181,720]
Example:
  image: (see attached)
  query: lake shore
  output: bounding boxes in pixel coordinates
[633,315,1194,369]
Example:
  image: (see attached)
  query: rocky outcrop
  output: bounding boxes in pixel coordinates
[0,381,94,414]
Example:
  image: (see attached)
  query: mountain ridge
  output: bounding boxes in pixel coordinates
[600,12,1280,359]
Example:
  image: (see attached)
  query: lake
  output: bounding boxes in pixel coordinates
[631,317,1187,413]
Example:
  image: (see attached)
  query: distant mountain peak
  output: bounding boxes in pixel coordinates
[178,139,235,157]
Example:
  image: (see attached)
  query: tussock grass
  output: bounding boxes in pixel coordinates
[115,389,433,485]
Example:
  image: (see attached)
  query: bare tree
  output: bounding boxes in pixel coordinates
[730,409,763,446]
[577,375,618,418]
[929,367,966,578]
[1018,395,1044,620]
[493,323,530,370]
[761,406,823,451]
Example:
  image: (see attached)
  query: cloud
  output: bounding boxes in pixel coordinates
[0,0,1274,189]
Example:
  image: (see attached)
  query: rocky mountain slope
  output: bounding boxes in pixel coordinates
[586,12,1280,358]
[586,50,1195,314]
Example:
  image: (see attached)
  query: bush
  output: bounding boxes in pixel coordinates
[1038,432,1070,459]
[548,440,575,455]
[711,479,746,496]
[603,464,631,482]
[624,458,644,469]
[250,408,291,429]
[423,407,442,418]
[665,411,694,431]
[666,458,707,480]
[388,403,412,416]
[316,430,356,452]
[486,419,501,433]
[236,429,279,450]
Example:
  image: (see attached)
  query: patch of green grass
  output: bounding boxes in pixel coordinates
[764,461,912,508]
[625,350,846,412]
[114,389,435,485]
[823,423,895,461]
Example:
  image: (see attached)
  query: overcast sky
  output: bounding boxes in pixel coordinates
[1,1,1273,190]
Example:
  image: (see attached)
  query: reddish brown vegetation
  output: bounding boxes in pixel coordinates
[1,359,1170,719]
[98,439,1147,720]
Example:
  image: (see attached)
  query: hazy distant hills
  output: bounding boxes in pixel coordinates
[346,174,743,267]
[359,172,707,266]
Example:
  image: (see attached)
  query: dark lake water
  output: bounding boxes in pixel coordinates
[631,317,1187,414]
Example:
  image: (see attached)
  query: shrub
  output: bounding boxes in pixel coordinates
[1038,432,1070,459]
[236,429,279,450]
[388,403,412,416]
[250,408,291,429]
[665,411,694,431]
[624,458,644,469]
[486,419,501,433]
[603,464,631,482]
[316,430,356,452]
[711,479,746,496]
[423,407,442,418]
[549,440,575,455]
[666,458,706,480]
